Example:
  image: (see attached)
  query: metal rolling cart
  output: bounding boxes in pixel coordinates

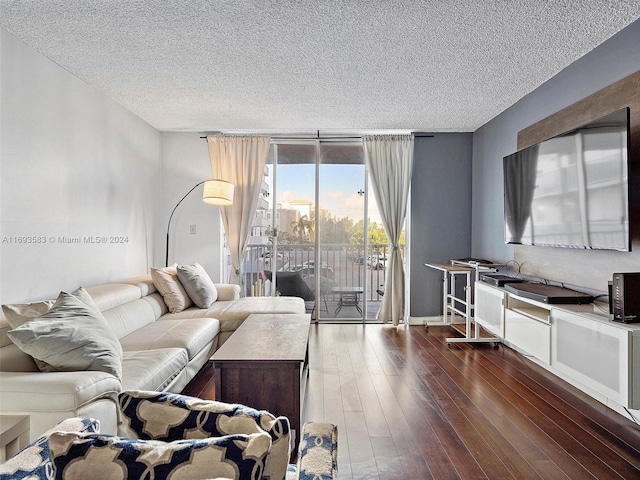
[425,260,503,346]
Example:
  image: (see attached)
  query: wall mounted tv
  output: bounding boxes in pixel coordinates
[504,107,630,251]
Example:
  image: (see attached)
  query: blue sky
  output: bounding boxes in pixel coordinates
[267,164,380,223]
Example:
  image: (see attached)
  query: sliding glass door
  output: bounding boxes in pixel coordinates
[243,139,388,321]
[318,142,367,320]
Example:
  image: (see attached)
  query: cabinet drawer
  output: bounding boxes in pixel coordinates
[551,310,631,407]
[505,309,551,364]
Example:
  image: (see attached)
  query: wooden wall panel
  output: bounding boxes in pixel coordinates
[514,70,640,292]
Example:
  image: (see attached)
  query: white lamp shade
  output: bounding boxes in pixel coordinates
[202,179,234,206]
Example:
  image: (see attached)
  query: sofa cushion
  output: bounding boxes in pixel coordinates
[150,265,193,313]
[119,318,219,361]
[119,275,158,296]
[84,283,142,313]
[177,263,218,308]
[0,417,100,480]
[214,283,241,301]
[120,348,188,392]
[118,390,290,480]
[140,292,169,318]
[48,431,271,480]
[0,343,39,371]
[160,296,306,332]
[100,297,159,339]
[220,297,306,323]
[7,290,123,379]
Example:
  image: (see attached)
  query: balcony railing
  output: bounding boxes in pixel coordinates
[241,243,404,319]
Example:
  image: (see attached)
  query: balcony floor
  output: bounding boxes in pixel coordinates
[309,298,382,322]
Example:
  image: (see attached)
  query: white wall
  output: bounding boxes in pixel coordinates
[159,133,225,282]
[0,30,162,303]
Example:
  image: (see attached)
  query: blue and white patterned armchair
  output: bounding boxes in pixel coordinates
[0,391,337,480]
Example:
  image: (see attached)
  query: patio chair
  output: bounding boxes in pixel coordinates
[263,271,329,317]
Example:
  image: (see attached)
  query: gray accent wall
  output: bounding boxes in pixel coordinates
[471,18,640,274]
[410,133,473,317]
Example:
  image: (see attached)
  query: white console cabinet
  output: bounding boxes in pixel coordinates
[474,282,505,338]
[551,308,640,409]
[504,292,551,364]
[493,288,640,411]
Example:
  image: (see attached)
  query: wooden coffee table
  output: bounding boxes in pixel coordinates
[210,313,311,447]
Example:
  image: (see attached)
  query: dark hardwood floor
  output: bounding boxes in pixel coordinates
[184,324,640,479]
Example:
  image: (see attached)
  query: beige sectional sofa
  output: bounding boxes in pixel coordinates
[0,274,305,441]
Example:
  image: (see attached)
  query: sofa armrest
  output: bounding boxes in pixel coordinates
[118,391,291,480]
[293,422,338,480]
[0,417,99,479]
[213,284,241,301]
[0,371,120,413]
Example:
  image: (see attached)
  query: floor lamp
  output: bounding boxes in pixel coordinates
[165,179,234,267]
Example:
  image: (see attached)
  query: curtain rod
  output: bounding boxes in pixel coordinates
[199,135,363,140]
[199,133,434,140]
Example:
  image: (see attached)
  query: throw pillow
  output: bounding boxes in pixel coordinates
[48,431,271,480]
[177,263,218,308]
[150,265,193,313]
[2,299,55,329]
[68,286,103,318]
[2,286,101,329]
[7,290,123,379]
[296,422,338,480]
[118,390,290,480]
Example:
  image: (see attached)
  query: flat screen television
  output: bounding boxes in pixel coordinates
[504,107,630,251]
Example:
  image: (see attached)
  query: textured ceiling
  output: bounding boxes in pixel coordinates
[1,1,639,133]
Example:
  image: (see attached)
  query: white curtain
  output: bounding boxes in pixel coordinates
[363,134,414,326]
[208,135,270,292]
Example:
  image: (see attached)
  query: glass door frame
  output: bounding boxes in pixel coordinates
[269,137,370,322]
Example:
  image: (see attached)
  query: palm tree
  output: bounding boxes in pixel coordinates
[291,215,314,242]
